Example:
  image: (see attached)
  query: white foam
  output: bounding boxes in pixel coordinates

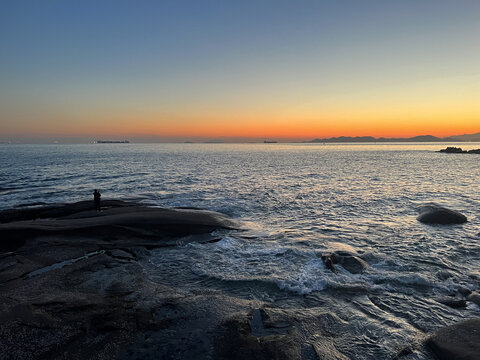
[274,258,328,294]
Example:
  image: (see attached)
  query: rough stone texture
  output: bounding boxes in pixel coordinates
[213,316,300,360]
[417,203,467,225]
[0,201,242,359]
[427,318,480,360]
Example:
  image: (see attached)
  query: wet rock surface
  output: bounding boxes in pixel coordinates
[321,251,368,274]
[0,201,354,360]
[0,200,237,253]
[0,201,243,359]
[417,203,467,225]
[426,318,480,360]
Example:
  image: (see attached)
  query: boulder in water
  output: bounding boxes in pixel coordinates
[417,204,467,225]
[427,318,480,360]
[321,251,368,274]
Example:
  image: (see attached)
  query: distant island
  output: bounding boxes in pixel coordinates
[438,147,480,154]
[308,132,480,143]
[96,140,130,143]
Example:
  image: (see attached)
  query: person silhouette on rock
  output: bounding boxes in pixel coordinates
[93,189,101,211]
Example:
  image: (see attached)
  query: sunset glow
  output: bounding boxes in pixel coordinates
[1,1,479,141]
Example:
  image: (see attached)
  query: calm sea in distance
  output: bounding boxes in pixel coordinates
[1,142,479,358]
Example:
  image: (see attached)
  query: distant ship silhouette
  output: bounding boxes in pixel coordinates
[96,140,130,144]
[264,140,277,143]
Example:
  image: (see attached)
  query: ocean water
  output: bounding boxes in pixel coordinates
[1,142,480,358]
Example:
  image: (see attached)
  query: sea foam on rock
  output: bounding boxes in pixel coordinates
[417,203,467,225]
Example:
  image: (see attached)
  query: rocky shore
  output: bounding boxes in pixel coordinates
[0,200,479,359]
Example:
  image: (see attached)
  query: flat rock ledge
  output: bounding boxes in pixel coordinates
[0,200,244,359]
[0,200,238,253]
[417,203,467,225]
[426,318,480,360]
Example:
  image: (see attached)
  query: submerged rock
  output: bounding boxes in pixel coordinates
[321,251,368,274]
[427,318,480,360]
[417,203,467,225]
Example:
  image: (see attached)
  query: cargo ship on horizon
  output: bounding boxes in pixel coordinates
[95,140,130,143]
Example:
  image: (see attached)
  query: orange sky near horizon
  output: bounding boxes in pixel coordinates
[1,2,479,141]
[3,88,479,139]
[4,112,478,140]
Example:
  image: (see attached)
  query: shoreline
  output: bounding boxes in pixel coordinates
[0,200,479,359]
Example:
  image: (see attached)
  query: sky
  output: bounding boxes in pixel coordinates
[0,0,479,142]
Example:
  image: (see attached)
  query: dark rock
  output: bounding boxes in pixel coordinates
[321,254,337,273]
[417,203,467,225]
[250,308,291,338]
[213,317,299,360]
[458,286,472,297]
[467,292,480,307]
[436,296,467,309]
[321,252,368,274]
[437,147,480,154]
[0,201,239,249]
[427,318,480,360]
[339,255,369,274]
[108,249,136,260]
[393,346,413,359]
[0,199,135,224]
[438,147,467,153]
[0,200,242,360]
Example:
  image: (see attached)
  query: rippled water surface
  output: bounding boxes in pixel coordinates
[1,142,479,358]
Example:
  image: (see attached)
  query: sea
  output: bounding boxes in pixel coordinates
[1,142,479,358]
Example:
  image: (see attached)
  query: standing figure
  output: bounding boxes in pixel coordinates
[93,189,101,211]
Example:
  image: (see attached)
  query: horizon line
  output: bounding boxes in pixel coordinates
[1,131,480,144]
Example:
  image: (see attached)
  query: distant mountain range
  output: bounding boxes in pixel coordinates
[309,132,480,143]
